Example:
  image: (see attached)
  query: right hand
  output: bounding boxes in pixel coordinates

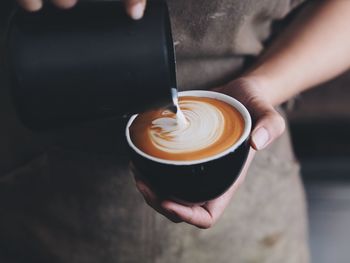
[16,0,147,20]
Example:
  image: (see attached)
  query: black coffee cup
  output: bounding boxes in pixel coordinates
[126,90,252,203]
[6,0,176,129]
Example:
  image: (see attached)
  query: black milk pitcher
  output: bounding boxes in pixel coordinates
[6,0,177,130]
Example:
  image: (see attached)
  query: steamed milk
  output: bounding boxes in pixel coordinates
[129,96,244,161]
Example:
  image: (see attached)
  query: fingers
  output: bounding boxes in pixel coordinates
[131,166,183,223]
[124,0,147,20]
[51,0,78,9]
[18,0,146,19]
[162,173,245,230]
[162,186,236,229]
[17,0,43,12]
[17,0,77,11]
[233,78,286,150]
[131,163,244,229]
[158,150,256,229]
[238,148,256,180]
[162,201,214,229]
[131,165,214,228]
[135,179,183,223]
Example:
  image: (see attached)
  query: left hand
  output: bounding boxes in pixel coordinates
[17,0,78,11]
[133,76,286,229]
[17,0,147,20]
[133,149,255,229]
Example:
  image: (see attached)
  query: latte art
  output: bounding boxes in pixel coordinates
[129,96,244,161]
[150,100,225,153]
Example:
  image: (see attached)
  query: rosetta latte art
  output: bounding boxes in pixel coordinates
[129,96,244,161]
[150,100,225,153]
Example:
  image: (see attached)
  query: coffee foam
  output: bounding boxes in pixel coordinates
[129,96,245,162]
[150,100,225,153]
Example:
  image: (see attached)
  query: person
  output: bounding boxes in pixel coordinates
[1,0,350,262]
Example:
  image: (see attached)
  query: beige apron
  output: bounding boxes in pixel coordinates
[0,0,309,262]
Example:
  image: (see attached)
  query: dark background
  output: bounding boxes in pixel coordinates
[287,70,350,263]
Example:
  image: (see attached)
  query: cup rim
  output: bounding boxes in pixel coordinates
[125,90,252,166]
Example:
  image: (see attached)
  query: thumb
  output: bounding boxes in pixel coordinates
[124,0,147,20]
[250,102,286,151]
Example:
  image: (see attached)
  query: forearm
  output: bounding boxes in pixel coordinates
[245,0,350,106]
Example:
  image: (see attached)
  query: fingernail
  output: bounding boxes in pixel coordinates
[33,0,43,10]
[131,3,144,20]
[252,127,269,150]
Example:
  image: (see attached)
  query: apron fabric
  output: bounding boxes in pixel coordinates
[0,0,309,262]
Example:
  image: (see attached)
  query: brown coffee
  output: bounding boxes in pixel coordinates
[129,96,244,161]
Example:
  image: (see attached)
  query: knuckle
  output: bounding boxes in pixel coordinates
[272,114,286,135]
[169,217,182,224]
[19,0,43,11]
[262,111,285,137]
[198,221,213,229]
[245,95,262,109]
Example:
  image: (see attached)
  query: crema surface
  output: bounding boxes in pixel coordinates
[130,96,244,161]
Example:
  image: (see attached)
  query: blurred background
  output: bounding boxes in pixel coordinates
[287,70,350,263]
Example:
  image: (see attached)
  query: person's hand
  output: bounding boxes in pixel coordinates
[132,76,286,229]
[16,0,147,20]
[133,149,255,229]
[216,77,286,151]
